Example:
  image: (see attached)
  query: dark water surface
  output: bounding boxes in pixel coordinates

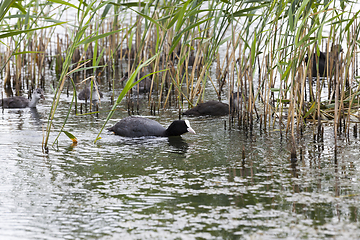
[1,90,360,239]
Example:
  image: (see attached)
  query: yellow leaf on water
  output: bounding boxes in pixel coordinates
[62,130,78,144]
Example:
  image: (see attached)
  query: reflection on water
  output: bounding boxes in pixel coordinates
[1,97,360,239]
[1,107,44,131]
[167,136,189,154]
[29,107,42,123]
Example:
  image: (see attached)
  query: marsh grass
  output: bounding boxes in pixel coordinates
[0,0,359,152]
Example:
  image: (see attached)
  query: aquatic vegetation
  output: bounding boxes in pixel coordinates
[0,0,358,152]
[1,1,360,239]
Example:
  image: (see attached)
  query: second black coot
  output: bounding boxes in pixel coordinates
[304,44,342,77]
[78,83,103,102]
[0,88,45,108]
[182,100,229,116]
[121,72,152,93]
[107,116,196,137]
[183,93,242,116]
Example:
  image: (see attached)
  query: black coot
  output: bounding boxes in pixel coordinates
[0,88,45,108]
[78,83,103,102]
[183,100,229,116]
[107,116,196,137]
[121,72,152,93]
[305,44,342,77]
[183,93,242,116]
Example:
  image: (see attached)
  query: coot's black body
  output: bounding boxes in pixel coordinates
[107,116,195,137]
[78,85,103,101]
[305,44,342,77]
[133,74,152,93]
[305,51,327,77]
[182,100,230,116]
[0,88,45,108]
[121,72,152,93]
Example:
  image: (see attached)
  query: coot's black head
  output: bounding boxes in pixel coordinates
[165,120,196,137]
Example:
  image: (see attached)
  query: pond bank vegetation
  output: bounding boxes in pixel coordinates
[0,0,359,155]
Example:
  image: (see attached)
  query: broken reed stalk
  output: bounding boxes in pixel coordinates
[334,61,340,145]
[4,47,11,89]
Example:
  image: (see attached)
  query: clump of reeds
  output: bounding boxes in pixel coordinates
[0,0,359,150]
